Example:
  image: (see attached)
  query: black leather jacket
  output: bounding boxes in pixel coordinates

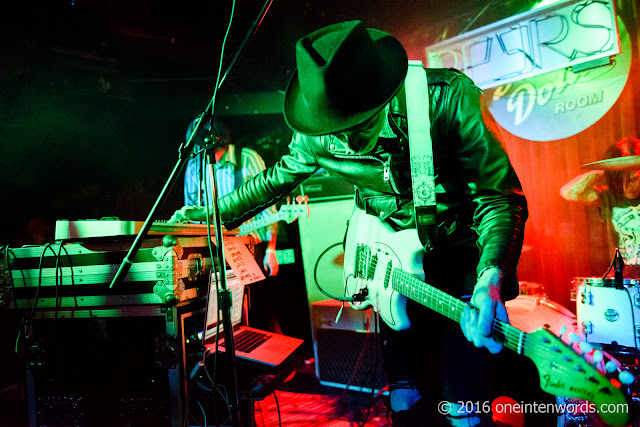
[219,68,528,298]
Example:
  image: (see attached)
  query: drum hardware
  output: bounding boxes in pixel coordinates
[571,276,593,303]
[581,321,593,336]
[635,293,640,309]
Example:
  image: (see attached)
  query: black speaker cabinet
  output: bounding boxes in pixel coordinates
[311,300,388,392]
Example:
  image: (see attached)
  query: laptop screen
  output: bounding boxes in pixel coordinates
[203,269,245,344]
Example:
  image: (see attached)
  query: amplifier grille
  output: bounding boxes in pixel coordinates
[315,328,388,390]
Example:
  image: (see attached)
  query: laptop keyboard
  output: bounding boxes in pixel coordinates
[235,329,271,353]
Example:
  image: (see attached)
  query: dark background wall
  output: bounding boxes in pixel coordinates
[0,0,538,247]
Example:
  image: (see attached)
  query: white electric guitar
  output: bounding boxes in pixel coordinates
[343,208,630,427]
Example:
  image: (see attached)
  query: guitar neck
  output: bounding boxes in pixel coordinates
[392,269,525,354]
[238,211,281,235]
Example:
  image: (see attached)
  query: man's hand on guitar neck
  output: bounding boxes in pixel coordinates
[169,205,211,224]
[460,267,510,354]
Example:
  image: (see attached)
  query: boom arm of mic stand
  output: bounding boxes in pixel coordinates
[110,0,274,289]
[218,0,274,91]
[109,141,193,289]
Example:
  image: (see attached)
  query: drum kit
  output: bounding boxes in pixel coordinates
[509,154,640,425]
[489,155,640,425]
[506,278,639,427]
[549,155,640,426]
[576,155,640,389]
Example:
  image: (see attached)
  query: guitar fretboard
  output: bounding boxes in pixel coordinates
[359,248,526,355]
[238,211,282,235]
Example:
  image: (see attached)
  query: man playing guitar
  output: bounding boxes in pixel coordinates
[172,20,528,426]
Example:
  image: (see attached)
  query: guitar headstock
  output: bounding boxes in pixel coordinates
[279,197,310,224]
[525,328,631,426]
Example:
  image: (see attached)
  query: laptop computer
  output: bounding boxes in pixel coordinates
[203,270,303,368]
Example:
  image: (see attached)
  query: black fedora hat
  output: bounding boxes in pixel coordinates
[284,21,408,136]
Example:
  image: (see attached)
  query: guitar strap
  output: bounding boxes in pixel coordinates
[405,60,437,250]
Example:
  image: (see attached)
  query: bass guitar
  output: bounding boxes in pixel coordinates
[236,202,309,236]
[343,208,630,427]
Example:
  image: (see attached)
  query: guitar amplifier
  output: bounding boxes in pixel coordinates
[311,299,388,392]
[291,169,355,202]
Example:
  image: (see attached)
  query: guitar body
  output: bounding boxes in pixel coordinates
[343,208,425,331]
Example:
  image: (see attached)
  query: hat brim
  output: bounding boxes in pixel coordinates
[284,28,408,136]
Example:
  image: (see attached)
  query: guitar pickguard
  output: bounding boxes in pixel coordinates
[343,209,425,331]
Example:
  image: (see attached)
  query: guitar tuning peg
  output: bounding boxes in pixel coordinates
[579,341,593,353]
[569,333,580,344]
[592,350,604,363]
[619,370,635,386]
[605,360,618,374]
[559,326,567,337]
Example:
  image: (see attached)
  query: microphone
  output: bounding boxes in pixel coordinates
[190,115,226,150]
[202,134,224,149]
[614,248,624,288]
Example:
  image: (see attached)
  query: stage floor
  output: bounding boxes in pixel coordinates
[254,361,389,427]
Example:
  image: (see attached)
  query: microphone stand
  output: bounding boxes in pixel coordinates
[109,1,274,426]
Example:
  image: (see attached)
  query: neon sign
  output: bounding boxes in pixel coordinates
[426,0,620,90]
[484,15,630,141]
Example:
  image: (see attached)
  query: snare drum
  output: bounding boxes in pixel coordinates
[518,281,543,296]
[506,295,576,337]
[576,277,640,348]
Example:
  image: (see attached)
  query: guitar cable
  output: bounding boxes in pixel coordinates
[313,242,367,302]
[359,311,380,427]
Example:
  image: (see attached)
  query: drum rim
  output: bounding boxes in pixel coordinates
[574,277,639,287]
[589,342,640,356]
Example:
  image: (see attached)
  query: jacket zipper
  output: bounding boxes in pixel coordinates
[333,153,401,194]
[384,158,401,194]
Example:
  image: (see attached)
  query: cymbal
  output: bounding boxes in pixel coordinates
[581,155,640,171]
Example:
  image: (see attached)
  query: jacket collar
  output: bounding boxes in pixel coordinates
[217,144,237,167]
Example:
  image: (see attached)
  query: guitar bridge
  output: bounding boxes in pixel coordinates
[355,244,371,279]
